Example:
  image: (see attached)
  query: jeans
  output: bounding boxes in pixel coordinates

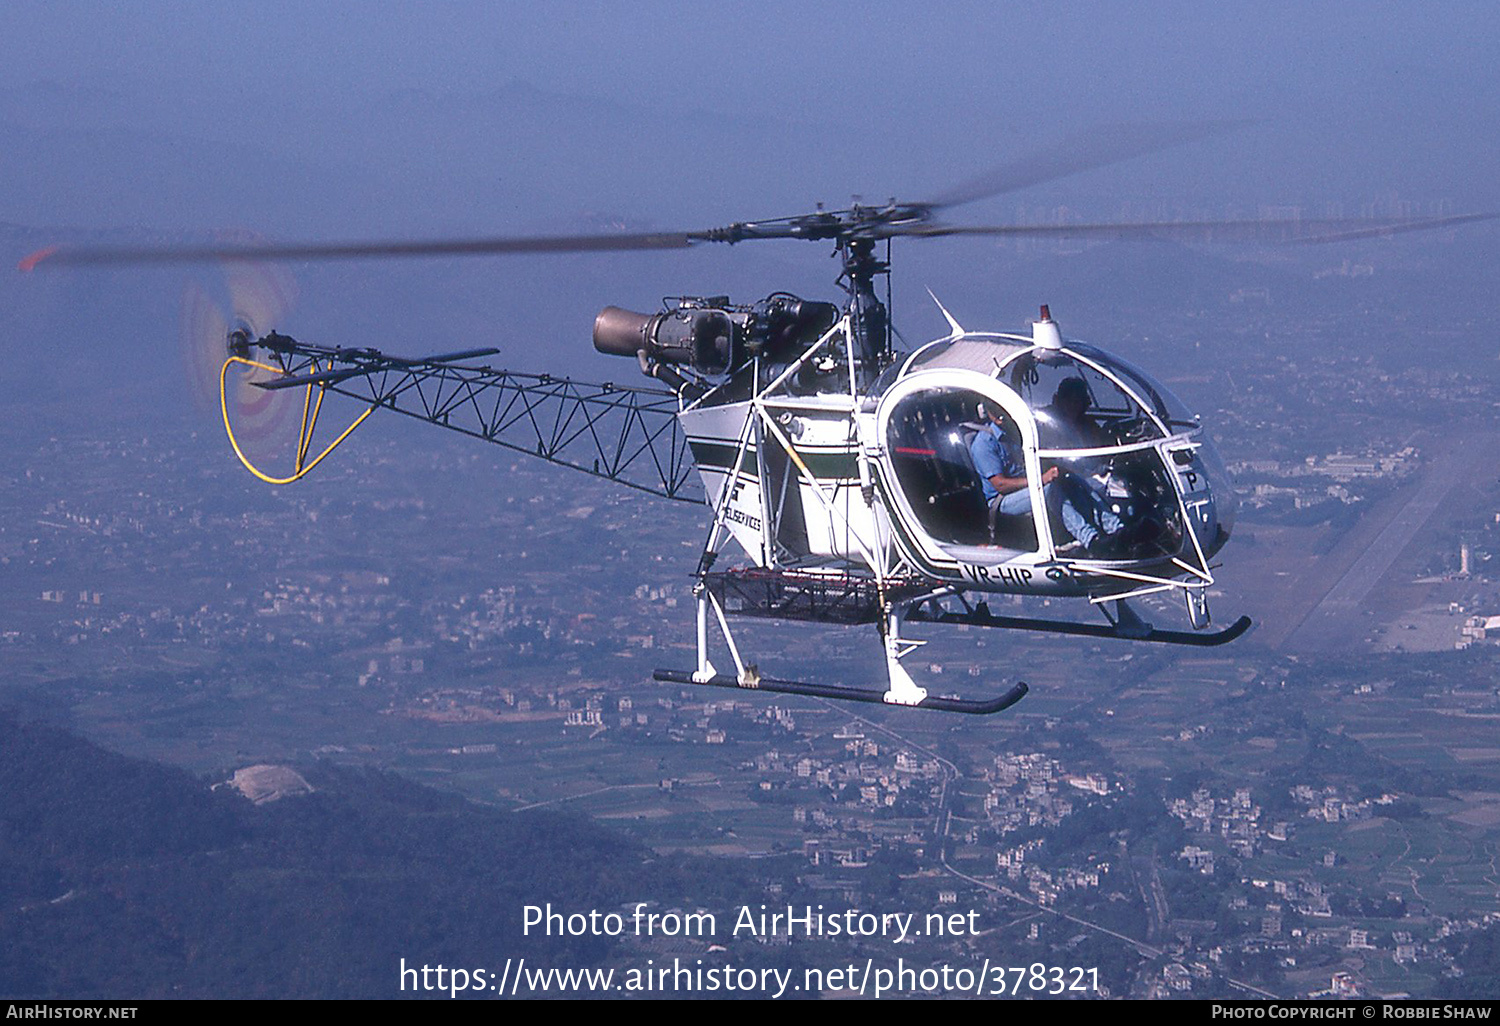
[995,475,1120,546]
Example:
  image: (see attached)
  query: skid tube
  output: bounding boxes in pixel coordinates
[653,669,1028,716]
[907,607,1254,647]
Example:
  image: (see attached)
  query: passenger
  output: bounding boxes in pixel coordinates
[970,401,1121,555]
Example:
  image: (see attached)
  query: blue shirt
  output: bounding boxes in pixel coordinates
[970,423,1024,503]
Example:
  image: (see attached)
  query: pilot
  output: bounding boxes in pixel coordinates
[970,399,1121,556]
[1037,376,1110,450]
[1035,378,1126,552]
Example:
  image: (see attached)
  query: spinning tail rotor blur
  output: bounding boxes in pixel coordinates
[179,254,303,470]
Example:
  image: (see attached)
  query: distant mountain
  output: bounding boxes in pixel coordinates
[0,711,688,998]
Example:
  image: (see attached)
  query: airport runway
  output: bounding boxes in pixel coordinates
[1281,429,1500,653]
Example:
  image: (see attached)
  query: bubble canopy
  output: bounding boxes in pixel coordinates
[877,334,1233,566]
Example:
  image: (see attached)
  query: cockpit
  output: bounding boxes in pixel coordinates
[875,327,1235,568]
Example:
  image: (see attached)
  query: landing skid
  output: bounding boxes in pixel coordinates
[675,584,1027,715]
[907,605,1254,647]
[672,570,1248,715]
[653,669,1028,716]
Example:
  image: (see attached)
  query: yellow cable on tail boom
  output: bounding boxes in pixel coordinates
[219,356,374,484]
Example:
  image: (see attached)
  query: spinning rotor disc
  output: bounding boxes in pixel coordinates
[179,257,301,463]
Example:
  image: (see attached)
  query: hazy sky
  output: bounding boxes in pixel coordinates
[5,2,1497,119]
[5,0,1499,390]
[4,1,1498,230]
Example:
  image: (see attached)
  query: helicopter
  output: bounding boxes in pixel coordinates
[21,124,1492,715]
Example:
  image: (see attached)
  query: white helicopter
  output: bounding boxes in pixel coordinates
[592,260,1244,715]
[23,125,1490,714]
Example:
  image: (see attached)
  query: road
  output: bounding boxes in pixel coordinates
[815,700,1281,997]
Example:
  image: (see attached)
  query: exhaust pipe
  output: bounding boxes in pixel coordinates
[593,305,736,376]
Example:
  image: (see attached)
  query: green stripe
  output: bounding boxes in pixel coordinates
[690,440,759,474]
[689,439,858,479]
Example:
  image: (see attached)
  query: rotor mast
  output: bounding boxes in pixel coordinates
[841,233,891,378]
[698,201,928,382]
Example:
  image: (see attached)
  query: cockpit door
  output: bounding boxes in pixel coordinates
[876,374,1046,558]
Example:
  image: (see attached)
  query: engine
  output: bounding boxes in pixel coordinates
[593,294,838,383]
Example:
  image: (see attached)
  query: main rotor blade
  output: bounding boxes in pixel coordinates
[20,230,701,270]
[1287,212,1500,243]
[921,120,1252,211]
[891,211,1498,243]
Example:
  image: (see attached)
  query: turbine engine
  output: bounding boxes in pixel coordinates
[594,294,838,381]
